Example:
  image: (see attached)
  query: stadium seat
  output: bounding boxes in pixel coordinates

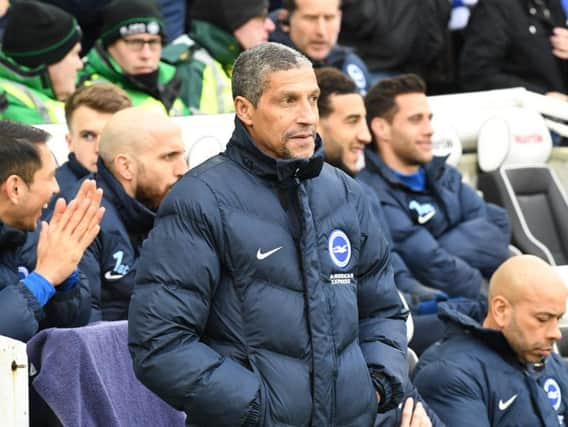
[477,107,568,265]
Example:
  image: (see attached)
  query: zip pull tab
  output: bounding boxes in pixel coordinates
[294,167,301,185]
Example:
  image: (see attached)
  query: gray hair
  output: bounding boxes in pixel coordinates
[232,42,312,106]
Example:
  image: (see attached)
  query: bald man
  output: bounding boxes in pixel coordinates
[79,107,187,321]
[413,255,568,427]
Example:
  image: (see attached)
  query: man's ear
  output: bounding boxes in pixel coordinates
[113,154,135,181]
[65,132,72,150]
[3,175,25,204]
[370,116,391,143]
[235,96,255,127]
[491,295,511,329]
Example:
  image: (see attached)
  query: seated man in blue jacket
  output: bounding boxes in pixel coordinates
[0,120,103,342]
[270,0,371,95]
[56,83,132,201]
[80,107,187,321]
[128,42,428,427]
[358,73,511,300]
[316,67,448,356]
[413,255,568,426]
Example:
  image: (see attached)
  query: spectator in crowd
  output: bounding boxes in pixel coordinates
[164,1,275,114]
[36,0,112,55]
[459,0,568,99]
[270,0,371,95]
[337,0,452,92]
[0,121,104,341]
[187,0,275,73]
[359,74,511,300]
[81,107,186,321]
[413,255,568,426]
[0,1,83,124]
[55,83,132,203]
[128,42,425,426]
[316,67,448,356]
[157,0,187,43]
[80,0,189,116]
[161,33,234,114]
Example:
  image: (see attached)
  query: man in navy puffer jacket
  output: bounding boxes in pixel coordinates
[359,74,511,300]
[79,107,187,321]
[414,255,568,426]
[0,121,102,342]
[128,42,419,427]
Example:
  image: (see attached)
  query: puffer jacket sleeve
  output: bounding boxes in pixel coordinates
[413,359,490,427]
[381,197,483,299]
[128,177,261,427]
[16,228,90,339]
[353,183,408,412]
[41,270,91,329]
[437,183,511,277]
[0,281,42,341]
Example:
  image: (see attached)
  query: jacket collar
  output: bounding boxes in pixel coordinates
[96,159,155,235]
[66,153,91,180]
[225,117,324,188]
[438,300,529,367]
[0,221,26,249]
[0,52,56,99]
[364,147,447,191]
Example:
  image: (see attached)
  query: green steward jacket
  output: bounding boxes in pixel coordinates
[161,32,233,114]
[80,42,189,116]
[0,52,65,124]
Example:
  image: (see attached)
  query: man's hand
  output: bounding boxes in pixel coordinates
[400,398,432,427]
[35,179,105,285]
[551,27,568,60]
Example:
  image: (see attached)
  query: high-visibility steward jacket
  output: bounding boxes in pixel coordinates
[162,35,233,114]
[80,42,189,116]
[0,52,65,124]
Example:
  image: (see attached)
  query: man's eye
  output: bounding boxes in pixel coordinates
[80,132,96,141]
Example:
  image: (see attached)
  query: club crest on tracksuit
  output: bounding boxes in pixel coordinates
[328,229,351,268]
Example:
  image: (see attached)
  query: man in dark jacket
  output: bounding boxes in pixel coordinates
[54,83,132,204]
[128,42,426,427]
[359,74,511,299]
[270,0,371,95]
[0,120,103,341]
[414,255,568,426]
[337,0,451,89]
[79,107,187,321]
[459,0,568,98]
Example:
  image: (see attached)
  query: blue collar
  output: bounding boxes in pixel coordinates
[389,167,426,192]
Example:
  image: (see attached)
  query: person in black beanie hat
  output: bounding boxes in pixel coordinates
[80,0,188,116]
[187,0,275,73]
[0,1,83,123]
